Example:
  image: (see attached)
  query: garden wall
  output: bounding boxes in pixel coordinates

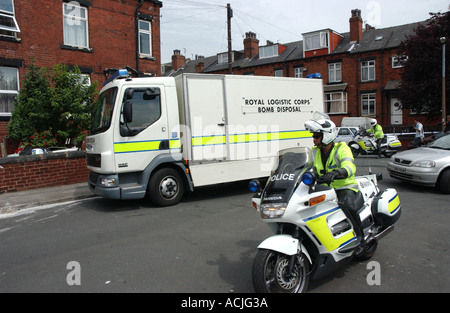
[0,151,88,194]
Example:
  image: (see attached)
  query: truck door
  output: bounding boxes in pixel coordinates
[186,76,227,161]
[113,86,169,173]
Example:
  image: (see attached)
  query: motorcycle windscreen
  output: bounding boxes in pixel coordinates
[261,147,311,204]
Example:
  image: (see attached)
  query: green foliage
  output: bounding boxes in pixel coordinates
[7,63,99,147]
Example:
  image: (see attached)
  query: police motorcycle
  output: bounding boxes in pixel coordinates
[248,149,401,293]
[349,121,402,158]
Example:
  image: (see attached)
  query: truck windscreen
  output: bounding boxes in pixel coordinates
[90,87,118,135]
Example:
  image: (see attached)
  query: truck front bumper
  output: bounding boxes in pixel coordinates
[88,172,122,199]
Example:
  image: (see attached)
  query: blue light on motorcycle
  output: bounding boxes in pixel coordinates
[302,172,315,186]
[248,180,261,192]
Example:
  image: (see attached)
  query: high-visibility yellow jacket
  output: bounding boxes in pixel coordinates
[367,124,384,139]
[310,142,358,192]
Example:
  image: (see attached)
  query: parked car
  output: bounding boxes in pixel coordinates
[407,131,445,149]
[335,126,359,144]
[387,132,450,194]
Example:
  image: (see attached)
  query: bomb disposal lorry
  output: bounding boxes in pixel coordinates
[86,71,323,206]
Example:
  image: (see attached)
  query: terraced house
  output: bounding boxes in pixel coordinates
[164,9,440,130]
[0,3,441,155]
[0,0,162,154]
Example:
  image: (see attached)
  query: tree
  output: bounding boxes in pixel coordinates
[7,63,98,147]
[397,11,450,118]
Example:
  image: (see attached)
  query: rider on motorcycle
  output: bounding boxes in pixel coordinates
[366,119,384,158]
[305,117,366,248]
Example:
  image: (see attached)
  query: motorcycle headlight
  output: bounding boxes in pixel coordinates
[260,203,287,219]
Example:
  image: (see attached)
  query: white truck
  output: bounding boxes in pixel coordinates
[86,71,323,206]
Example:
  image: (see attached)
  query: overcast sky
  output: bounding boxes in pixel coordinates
[159,0,449,64]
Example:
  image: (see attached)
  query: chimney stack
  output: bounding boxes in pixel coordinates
[349,9,363,43]
[172,49,186,71]
[243,32,259,59]
[195,62,204,73]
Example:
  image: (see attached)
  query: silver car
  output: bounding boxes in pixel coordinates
[387,133,450,194]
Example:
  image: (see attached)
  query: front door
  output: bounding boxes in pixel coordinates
[391,98,403,125]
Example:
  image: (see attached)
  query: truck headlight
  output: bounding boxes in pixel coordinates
[260,203,287,219]
[100,177,117,187]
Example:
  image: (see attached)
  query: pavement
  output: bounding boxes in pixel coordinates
[0,182,96,215]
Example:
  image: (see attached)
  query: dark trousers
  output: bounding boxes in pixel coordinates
[413,137,423,148]
[336,189,363,237]
[376,138,382,157]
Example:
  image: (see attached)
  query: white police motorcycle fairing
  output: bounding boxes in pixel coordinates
[249,147,401,293]
[349,129,402,158]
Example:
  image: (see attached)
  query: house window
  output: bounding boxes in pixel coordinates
[0,66,19,115]
[294,67,303,78]
[324,92,347,114]
[218,52,234,64]
[274,69,283,77]
[392,55,407,68]
[361,93,376,116]
[0,0,20,37]
[328,63,341,83]
[63,2,89,48]
[361,60,375,81]
[259,45,278,59]
[304,32,328,51]
[139,20,152,56]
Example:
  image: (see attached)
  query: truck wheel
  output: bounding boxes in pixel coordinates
[148,168,184,206]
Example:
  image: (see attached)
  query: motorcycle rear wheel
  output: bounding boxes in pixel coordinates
[252,249,309,293]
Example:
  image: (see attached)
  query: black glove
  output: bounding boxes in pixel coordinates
[319,170,340,185]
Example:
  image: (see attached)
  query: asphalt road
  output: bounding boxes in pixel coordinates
[0,156,449,293]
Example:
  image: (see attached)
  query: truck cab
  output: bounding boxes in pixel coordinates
[86,71,186,204]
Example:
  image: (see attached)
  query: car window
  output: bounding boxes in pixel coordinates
[338,128,350,135]
[428,134,450,150]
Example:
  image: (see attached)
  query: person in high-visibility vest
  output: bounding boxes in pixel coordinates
[366,119,384,158]
[305,116,366,249]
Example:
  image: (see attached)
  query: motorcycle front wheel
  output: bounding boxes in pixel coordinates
[349,144,361,158]
[252,249,309,293]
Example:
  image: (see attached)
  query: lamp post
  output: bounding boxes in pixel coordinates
[440,37,446,128]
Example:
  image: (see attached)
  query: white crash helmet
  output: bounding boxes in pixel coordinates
[305,112,338,145]
[370,119,377,126]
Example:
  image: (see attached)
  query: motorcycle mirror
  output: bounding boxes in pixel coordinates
[376,173,383,181]
[248,180,261,193]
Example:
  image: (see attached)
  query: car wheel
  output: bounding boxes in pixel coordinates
[437,169,450,194]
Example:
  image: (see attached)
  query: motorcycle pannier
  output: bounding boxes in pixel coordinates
[371,188,401,226]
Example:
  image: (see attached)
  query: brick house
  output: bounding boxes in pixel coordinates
[163,9,441,131]
[0,0,162,154]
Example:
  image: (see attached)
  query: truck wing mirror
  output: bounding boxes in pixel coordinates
[144,87,160,100]
[125,88,134,100]
[123,101,133,124]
